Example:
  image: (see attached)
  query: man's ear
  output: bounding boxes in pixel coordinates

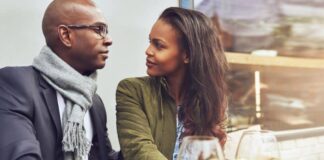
[57,25,72,47]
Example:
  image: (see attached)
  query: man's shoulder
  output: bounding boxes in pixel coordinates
[0,66,37,79]
[0,66,40,93]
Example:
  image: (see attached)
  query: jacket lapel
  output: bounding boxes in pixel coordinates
[39,74,63,141]
[90,106,100,137]
[89,100,109,160]
[38,69,108,159]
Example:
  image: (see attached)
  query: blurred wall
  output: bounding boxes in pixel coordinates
[0,0,178,149]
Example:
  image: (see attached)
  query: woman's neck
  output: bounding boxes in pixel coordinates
[166,71,186,106]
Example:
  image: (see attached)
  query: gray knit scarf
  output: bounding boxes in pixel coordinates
[33,46,97,160]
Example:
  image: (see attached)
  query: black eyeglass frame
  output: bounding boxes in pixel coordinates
[65,24,108,39]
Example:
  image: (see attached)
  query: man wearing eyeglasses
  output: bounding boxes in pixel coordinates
[0,0,122,160]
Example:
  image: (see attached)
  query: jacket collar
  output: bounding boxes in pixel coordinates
[38,71,63,141]
[36,68,107,159]
[158,76,169,92]
[156,76,201,121]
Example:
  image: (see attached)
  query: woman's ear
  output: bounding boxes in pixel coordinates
[183,52,189,64]
[57,25,72,47]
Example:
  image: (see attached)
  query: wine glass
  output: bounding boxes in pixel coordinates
[177,136,225,160]
[235,130,280,160]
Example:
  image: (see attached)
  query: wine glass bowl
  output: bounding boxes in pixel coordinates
[235,130,280,160]
[177,136,225,160]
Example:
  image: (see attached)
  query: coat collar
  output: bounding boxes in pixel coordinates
[38,72,63,141]
[157,76,169,93]
[35,68,109,159]
[38,73,102,142]
[89,96,108,160]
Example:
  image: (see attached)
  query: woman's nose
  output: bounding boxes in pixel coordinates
[145,45,154,56]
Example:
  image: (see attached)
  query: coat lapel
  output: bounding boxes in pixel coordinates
[39,74,63,141]
[38,69,108,159]
[89,100,108,160]
[90,106,100,137]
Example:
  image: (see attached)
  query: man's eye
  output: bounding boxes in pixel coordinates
[99,26,108,34]
[98,26,104,32]
[93,27,101,34]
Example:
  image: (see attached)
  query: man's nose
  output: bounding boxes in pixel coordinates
[103,35,112,46]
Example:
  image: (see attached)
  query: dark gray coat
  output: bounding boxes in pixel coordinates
[0,66,121,160]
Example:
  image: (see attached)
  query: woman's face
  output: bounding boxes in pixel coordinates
[145,19,188,77]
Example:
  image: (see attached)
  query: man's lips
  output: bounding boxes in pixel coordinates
[101,50,109,54]
[100,50,109,58]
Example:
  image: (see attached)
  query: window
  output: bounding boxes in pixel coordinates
[194,0,324,132]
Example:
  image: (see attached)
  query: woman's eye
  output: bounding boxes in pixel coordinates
[155,42,163,49]
[149,39,164,49]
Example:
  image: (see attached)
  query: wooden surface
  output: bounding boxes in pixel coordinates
[226,52,324,69]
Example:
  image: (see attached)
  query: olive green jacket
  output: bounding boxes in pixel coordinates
[116,77,177,160]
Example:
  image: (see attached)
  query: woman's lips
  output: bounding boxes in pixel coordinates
[146,59,157,67]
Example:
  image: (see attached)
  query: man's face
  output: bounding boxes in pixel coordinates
[68,7,112,75]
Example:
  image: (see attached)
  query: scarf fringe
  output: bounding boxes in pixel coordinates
[62,122,92,158]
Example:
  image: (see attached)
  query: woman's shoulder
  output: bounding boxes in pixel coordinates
[116,76,161,100]
[117,76,158,88]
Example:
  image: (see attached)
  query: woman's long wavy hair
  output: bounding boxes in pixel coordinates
[159,7,228,145]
